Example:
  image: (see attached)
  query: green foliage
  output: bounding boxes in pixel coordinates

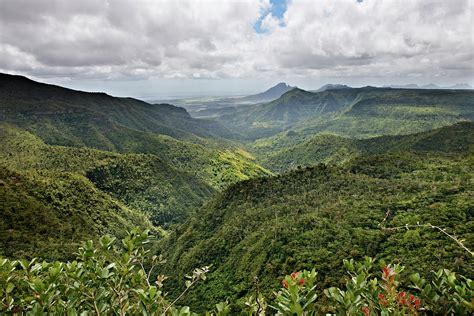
[86,155,213,225]
[0,229,215,315]
[261,122,474,172]
[2,73,474,315]
[0,163,152,260]
[242,257,473,315]
[323,258,474,315]
[1,232,471,315]
[271,269,318,314]
[160,152,473,310]
[0,81,268,256]
[410,269,474,314]
[224,87,472,140]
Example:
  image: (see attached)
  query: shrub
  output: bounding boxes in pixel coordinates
[1,230,472,315]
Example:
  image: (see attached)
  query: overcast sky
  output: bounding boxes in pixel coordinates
[0,0,473,98]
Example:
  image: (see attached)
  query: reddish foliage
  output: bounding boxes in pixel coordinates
[290,272,300,280]
[361,306,370,316]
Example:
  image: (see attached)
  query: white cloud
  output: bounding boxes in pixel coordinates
[0,0,472,85]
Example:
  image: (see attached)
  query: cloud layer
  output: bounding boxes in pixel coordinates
[0,0,473,84]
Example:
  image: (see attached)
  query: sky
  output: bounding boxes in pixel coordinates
[0,0,473,99]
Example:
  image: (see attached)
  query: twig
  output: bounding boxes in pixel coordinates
[140,260,151,287]
[111,286,125,316]
[381,222,473,256]
[91,293,101,316]
[254,276,262,315]
[378,209,391,227]
[147,265,155,286]
[162,279,198,315]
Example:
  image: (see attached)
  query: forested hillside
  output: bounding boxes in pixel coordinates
[0,74,268,258]
[1,74,473,314]
[0,74,268,191]
[2,0,473,313]
[212,87,473,142]
[160,149,473,310]
[0,73,236,142]
[261,122,474,172]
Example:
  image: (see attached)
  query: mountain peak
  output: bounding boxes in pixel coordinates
[273,82,290,88]
[238,82,294,103]
[265,82,293,93]
[316,83,351,92]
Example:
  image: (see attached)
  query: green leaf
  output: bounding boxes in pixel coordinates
[6,282,14,294]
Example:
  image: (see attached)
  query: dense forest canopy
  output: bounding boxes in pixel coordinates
[0,74,473,313]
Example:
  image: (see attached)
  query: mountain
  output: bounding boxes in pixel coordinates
[234,82,294,103]
[315,83,351,92]
[216,86,474,141]
[0,74,270,258]
[386,83,473,90]
[0,73,268,190]
[217,88,358,139]
[447,83,473,89]
[420,83,440,89]
[0,73,237,143]
[294,87,474,138]
[160,144,473,310]
[261,121,474,172]
[386,84,420,89]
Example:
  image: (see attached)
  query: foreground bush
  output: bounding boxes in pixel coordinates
[1,230,472,315]
[0,229,212,315]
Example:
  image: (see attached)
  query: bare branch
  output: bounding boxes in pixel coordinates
[381,223,473,256]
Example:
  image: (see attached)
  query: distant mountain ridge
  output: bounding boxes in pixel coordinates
[0,73,236,141]
[233,82,294,103]
[162,82,296,119]
[315,83,351,92]
[214,86,474,141]
[385,83,473,89]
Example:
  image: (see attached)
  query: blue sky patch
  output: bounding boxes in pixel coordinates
[254,0,288,33]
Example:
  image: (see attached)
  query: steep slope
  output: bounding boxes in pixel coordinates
[0,124,214,227]
[0,125,156,259]
[0,164,153,260]
[0,71,273,259]
[0,73,269,191]
[250,87,474,151]
[160,151,473,310]
[0,73,235,142]
[218,88,358,139]
[261,122,474,172]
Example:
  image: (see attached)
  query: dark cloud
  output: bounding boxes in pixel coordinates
[0,0,472,85]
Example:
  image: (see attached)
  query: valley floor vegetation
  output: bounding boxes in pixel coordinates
[1,229,472,315]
